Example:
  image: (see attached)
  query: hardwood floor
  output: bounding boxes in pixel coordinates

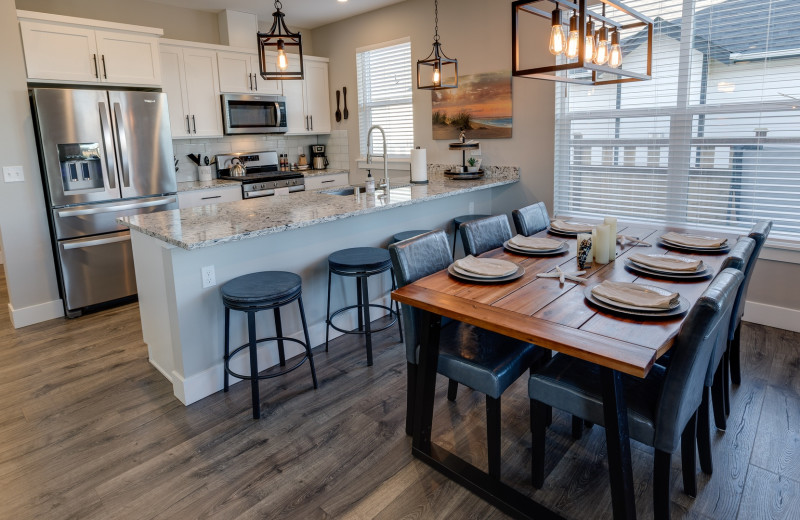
[1,268,799,519]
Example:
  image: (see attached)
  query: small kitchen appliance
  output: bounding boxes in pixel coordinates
[221,94,287,135]
[310,144,328,170]
[217,151,305,199]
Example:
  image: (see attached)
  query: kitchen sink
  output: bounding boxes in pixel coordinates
[322,185,409,196]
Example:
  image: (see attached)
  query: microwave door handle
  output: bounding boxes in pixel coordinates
[98,101,117,190]
[112,103,131,188]
[275,102,282,128]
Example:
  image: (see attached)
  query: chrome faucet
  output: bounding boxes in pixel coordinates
[366,125,390,191]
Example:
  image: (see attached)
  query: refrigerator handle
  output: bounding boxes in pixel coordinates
[98,101,117,190]
[62,234,131,250]
[112,103,131,188]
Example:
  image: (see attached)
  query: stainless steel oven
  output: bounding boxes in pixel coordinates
[221,94,287,134]
[217,151,304,199]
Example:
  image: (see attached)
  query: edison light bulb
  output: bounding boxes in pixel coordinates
[584,19,595,62]
[609,30,622,68]
[565,12,579,59]
[594,26,609,65]
[277,40,288,70]
[432,65,441,86]
[548,8,566,56]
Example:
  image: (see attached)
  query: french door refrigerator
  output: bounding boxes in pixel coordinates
[31,88,178,317]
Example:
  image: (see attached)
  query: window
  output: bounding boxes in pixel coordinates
[555,0,800,241]
[356,38,413,158]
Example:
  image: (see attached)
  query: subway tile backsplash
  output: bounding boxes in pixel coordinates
[172,131,349,182]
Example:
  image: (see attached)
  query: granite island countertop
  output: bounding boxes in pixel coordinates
[120,166,519,250]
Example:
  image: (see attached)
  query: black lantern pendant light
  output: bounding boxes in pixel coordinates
[417,0,458,90]
[258,0,304,80]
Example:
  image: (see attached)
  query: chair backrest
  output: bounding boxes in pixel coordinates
[653,268,744,453]
[389,230,452,363]
[512,202,550,236]
[459,215,512,256]
[721,236,757,342]
[724,221,771,338]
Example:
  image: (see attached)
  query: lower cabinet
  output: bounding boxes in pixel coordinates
[304,172,349,190]
[178,185,242,209]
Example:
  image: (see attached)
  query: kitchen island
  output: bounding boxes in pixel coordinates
[120,166,519,404]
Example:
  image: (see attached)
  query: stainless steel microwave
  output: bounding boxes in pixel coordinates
[221,94,287,134]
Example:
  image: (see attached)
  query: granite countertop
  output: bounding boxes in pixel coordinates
[177,179,240,192]
[121,165,519,251]
[303,168,348,178]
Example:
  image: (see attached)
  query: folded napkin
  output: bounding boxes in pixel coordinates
[661,232,727,248]
[454,255,517,277]
[630,253,702,272]
[509,235,563,251]
[591,281,679,309]
[550,219,594,233]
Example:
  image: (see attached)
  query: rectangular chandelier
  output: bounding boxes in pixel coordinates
[512,0,653,85]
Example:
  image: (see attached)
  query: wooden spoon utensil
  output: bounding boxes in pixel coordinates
[335,90,342,122]
[343,87,349,119]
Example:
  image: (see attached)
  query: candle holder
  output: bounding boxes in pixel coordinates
[577,233,592,270]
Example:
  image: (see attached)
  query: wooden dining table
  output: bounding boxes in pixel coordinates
[391,222,738,520]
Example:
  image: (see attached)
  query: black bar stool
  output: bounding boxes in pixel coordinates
[391,230,431,244]
[325,247,403,366]
[222,271,318,419]
[452,214,491,257]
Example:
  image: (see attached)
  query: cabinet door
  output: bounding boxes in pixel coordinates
[182,49,223,138]
[251,54,282,95]
[159,46,190,138]
[218,51,253,93]
[20,21,99,82]
[95,30,161,86]
[283,54,308,134]
[305,60,331,134]
[178,186,242,209]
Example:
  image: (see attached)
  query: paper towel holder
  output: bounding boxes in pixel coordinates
[410,146,429,185]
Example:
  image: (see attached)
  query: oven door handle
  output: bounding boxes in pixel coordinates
[62,234,131,250]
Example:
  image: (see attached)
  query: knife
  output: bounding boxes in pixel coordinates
[187,154,201,166]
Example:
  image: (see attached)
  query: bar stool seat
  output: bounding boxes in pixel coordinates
[329,247,392,273]
[222,271,302,308]
[391,230,431,244]
[452,214,491,257]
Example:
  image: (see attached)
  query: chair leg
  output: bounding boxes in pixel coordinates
[528,365,552,427]
[681,411,698,498]
[452,225,458,258]
[653,449,672,520]
[711,366,727,431]
[247,311,260,420]
[274,307,286,367]
[361,276,373,366]
[447,379,459,402]
[406,362,417,436]
[731,321,742,385]
[571,416,584,440]
[325,270,332,352]
[697,388,713,475]
[531,399,548,488]
[390,268,403,342]
[223,307,230,392]
[356,276,364,332]
[486,396,501,479]
[723,350,731,417]
[297,296,318,389]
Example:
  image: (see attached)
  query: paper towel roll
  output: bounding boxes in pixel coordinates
[410,148,428,184]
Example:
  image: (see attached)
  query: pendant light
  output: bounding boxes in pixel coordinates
[565,11,580,59]
[548,7,566,56]
[258,0,304,80]
[608,29,623,68]
[417,0,458,90]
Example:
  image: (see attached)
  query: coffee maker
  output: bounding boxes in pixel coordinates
[310,144,328,170]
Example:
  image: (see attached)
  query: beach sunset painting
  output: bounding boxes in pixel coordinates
[432,71,512,140]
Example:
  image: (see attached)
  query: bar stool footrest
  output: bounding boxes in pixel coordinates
[225,336,311,381]
[328,303,399,335]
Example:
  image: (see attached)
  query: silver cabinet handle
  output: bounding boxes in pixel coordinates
[63,234,131,250]
[192,115,197,134]
[101,54,108,79]
[321,179,335,183]
[92,54,99,78]
[113,103,130,188]
[200,195,222,200]
[98,102,117,190]
[249,73,253,91]
[57,197,177,217]
[310,115,313,131]
[253,74,258,91]
[186,115,191,133]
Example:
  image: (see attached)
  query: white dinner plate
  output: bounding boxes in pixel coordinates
[628,256,706,275]
[658,237,730,253]
[624,259,715,280]
[583,283,690,318]
[503,240,568,256]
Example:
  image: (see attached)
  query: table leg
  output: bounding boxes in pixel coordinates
[601,367,637,520]
[412,310,441,452]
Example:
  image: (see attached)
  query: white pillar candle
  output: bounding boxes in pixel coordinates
[604,217,618,260]
[594,224,611,264]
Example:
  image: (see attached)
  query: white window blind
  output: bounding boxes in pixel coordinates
[555,0,800,240]
[356,38,414,158]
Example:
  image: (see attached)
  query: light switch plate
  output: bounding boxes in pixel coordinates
[3,166,24,183]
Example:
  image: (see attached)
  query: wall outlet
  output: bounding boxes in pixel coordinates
[297,146,303,155]
[201,265,216,288]
[3,166,24,183]
[470,149,482,156]
[468,201,475,215]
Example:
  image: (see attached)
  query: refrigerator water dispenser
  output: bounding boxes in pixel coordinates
[57,143,104,192]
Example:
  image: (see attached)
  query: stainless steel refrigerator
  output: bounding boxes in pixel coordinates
[31,88,178,317]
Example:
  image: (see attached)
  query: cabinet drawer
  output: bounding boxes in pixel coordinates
[178,186,241,209]
[305,173,349,190]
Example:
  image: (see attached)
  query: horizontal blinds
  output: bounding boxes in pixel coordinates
[554,0,800,240]
[356,40,414,157]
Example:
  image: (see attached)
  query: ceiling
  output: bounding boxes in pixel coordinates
[146,0,408,29]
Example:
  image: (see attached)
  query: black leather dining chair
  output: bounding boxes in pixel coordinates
[389,230,547,479]
[512,202,550,236]
[528,268,743,520]
[459,215,513,257]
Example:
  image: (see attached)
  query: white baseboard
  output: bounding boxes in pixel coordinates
[8,299,64,328]
[743,300,800,334]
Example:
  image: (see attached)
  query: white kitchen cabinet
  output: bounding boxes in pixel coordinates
[178,185,242,209]
[160,44,223,139]
[19,15,161,86]
[218,51,282,95]
[305,172,349,190]
[285,56,331,135]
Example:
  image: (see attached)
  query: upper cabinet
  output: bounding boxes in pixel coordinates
[285,56,331,135]
[18,11,162,87]
[218,51,282,95]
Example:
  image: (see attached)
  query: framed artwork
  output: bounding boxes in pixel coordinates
[432,70,512,140]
